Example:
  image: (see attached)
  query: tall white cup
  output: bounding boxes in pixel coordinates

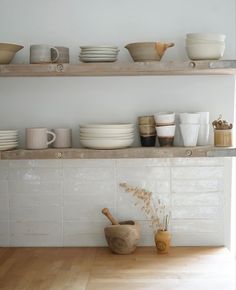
[26,128,56,149]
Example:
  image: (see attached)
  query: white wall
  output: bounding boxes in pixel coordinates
[0,0,235,247]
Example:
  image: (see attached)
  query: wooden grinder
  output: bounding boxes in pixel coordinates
[102,208,140,255]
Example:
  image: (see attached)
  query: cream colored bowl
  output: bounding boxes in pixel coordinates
[0,43,24,64]
[186,44,225,60]
[125,42,174,62]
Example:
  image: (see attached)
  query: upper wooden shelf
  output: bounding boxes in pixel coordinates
[1,60,236,77]
[0,146,235,159]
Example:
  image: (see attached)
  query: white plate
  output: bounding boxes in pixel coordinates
[80,51,118,55]
[0,136,18,140]
[80,136,134,140]
[80,54,118,58]
[0,132,18,136]
[0,144,17,151]
[0,130,18,133]
[80,128,134,134]
[80,123,134,129]
[80,138,133,149]
[0,141,18,146]
[80,132,134,138]
[80,58,117,63]
[80,46,118,50]
[80,55,117,59]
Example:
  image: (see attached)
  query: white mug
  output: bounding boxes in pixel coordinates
[30,44,59,64]
[26,128,56,149]
[52,128,72,148]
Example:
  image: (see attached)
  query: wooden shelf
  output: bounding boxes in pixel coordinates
[1,60,236,77]
[0,146,235,159]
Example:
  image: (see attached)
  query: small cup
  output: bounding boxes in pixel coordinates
[30,44,59,64]
[26,127,56,149]
[196,112,210,124]
[154,112,175,126]
[180,124,200,147]
[140,135,156,147]
[156,125,176,147]
[197,124,210,146]
[139,125,156,135]
[52,46,69,63]
[179,113,200,124]
[138,116,155,125]
[52,128,72,148]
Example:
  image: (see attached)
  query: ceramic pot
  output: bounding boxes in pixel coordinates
[180,124,200,147]
[154,112,175,126]
[140,135,156,147]
[154,230,171,254]
[214,129,232,147]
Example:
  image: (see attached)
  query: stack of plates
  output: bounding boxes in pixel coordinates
[79,46,119,63]
[80,124,134,149]
[0,130,18,150]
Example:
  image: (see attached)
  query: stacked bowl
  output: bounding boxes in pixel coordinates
[0,130,18,150]
[154,112,176,147]
[79,124,134,149]
[79,46,119,63]
[179,113,200,146]
[186,33,225,60]
[138,116,156,147]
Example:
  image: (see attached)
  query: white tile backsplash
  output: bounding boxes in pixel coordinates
[0,157,229,246]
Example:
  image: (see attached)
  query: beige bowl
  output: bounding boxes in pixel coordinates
[125,42,174,62]
[0,43,24,64]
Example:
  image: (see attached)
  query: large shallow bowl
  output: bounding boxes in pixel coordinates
[80,123,134,129]
[125,42,174,62]
[80,133,134,138]
[186,33,225,41]
[80,138,134,149]
[186,44,225,60]
[80,128,134,134]
[0,43,24,64]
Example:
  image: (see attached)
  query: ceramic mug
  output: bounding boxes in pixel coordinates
[52,46,69,63]
[30,44,59,64]
[52,128,72,148]
[26,128,56,149]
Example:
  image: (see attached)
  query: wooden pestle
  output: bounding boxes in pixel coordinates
[102,208,119,225]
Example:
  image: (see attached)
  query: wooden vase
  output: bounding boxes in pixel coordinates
[154,230,171,254]
[214,129,232,147]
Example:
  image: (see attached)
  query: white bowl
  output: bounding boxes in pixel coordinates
[80,138,134,149]
[80,132,134,138]
[186,38,225,45]
[154,112,175,125]
[155,125,176,137]
[179,113,200,124]
[180,124,200,147]
[186,44,225,60]
[186,33,226,41]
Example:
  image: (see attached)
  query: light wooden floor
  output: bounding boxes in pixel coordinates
[0,247,235,290]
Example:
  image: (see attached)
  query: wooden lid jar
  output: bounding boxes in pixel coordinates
[212,115,233,147]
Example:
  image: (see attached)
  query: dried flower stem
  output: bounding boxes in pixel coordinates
[120,182,171,233]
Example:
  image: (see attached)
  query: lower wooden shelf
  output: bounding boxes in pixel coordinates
[0,146,235,159]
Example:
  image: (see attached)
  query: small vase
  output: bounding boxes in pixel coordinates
[154,230,171,254]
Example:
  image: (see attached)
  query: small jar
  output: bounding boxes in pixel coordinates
[154,230,171,254]
[214,129,232,147]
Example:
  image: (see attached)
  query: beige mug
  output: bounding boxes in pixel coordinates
[26,128,56,149]
[52,128,72,148]
[52,46,69,63]
[30,44,59,64]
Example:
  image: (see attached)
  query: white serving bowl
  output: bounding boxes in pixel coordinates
[80,138,134,149]
[186,44,225,60]
[179,113,200,124]
[185,39,225,46]
[155,125,176,137]
[80,132,134,138]
[154,112,175,125]
[180,124,200,147]
[186,33,226,42]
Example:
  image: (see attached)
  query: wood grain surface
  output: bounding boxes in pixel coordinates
[0,247,235,290]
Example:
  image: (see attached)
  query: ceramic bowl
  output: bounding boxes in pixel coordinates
[0,43,24,64]
[125,42,174,62]
[186,44,225,60]
[80,138,134,149]
[186,33,226,42]
[179,113,200,124]
[155,125,176,137]
[154,112,175,125]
